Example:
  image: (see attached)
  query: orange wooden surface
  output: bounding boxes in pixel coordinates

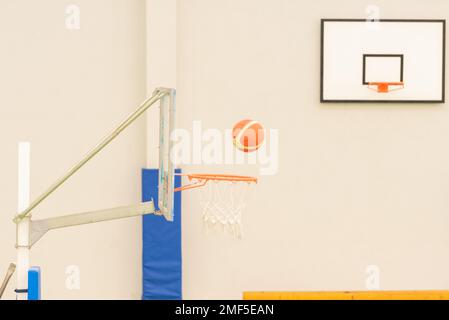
[243,291,449,300]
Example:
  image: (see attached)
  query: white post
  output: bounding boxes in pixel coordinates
[16,142,30,300]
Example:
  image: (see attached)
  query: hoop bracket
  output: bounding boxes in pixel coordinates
[174,173,257,192]
[368,82,404,93]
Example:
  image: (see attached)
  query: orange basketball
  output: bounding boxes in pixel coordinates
[232,119,265,153]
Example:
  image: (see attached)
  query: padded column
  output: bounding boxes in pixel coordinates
[142,169,182,300]
[27,267,41,300]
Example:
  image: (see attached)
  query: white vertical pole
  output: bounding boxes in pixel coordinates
[17,142,30,300]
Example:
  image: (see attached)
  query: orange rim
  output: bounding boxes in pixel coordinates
[368,82,404,93]
[174,174,257,192]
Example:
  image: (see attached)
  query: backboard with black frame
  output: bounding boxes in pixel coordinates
[320,19,446,103]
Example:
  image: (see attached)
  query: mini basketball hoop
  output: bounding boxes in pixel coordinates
[175,174,257,238]
[368,82,404,93]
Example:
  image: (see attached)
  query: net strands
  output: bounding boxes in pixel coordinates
[176,174,257,238]
[199,179,255,238]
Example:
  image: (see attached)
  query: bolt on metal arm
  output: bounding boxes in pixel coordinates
[13,88,170,224]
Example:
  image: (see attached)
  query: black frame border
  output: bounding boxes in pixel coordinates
[320,19,446,103]
[362,54,404,85]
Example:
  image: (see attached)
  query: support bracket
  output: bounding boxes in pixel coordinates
[29,201,156,247]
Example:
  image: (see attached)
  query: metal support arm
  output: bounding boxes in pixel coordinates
[9,87,175,299]
[13,88,171,223]
[29,201,156,247]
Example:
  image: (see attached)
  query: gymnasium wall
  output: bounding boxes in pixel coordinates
[0,0,146,299]
[1,0,448,300]
[171,0,449,299]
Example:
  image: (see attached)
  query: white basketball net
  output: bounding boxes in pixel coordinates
[198,180,255,238]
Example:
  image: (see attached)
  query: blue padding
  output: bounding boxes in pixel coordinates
[142,169,182,300]
[28,266,41,300]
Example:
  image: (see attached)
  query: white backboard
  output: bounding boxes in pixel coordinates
[321,19,445,103]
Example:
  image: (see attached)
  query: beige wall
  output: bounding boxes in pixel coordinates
[0,0,146,299]
[2,0,449,301]
[175,0,449,299]
[146,0,177,167]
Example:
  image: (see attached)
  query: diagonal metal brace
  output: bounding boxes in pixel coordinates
[13,88,169,224]
[0,263,16,299]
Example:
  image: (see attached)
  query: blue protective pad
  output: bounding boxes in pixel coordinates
[142,169,182,300]
[28,266,41,300]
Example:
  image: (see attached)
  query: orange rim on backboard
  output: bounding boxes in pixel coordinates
[368,82,404,93]
[174,174,257,192]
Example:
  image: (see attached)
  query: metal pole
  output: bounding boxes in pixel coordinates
[13,89,168,223]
